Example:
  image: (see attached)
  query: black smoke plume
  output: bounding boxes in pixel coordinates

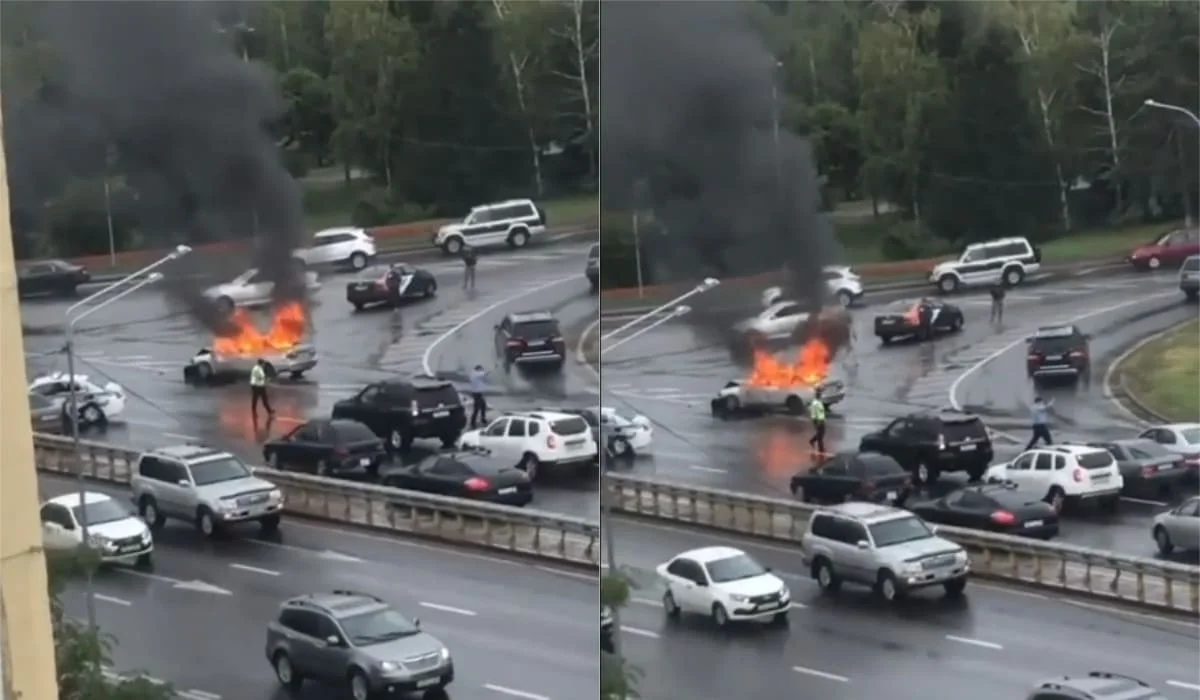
[600,2,840,329]
[29,1,306,332]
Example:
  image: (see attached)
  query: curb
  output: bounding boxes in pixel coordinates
[1105,319,1196,424]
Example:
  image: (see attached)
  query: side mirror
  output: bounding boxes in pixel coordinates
[764,566,773,573]
[855,540,870,550]
[930,525,941,535]
[694,579,708,587]
[1024,337,1034,344]
[412,618,421,628]
[177,479,190,487]
[324,635,341,646]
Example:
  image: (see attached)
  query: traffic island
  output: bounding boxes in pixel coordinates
[1112,319,1200,423]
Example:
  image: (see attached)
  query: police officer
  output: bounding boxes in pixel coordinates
[807,388,827,454]
[1026,396,1054,449]
[250,358,274,421]
[468,364,489,428]
[989,280,1007,327]
[461,244,478,291]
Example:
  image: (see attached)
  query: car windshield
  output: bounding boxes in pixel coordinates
[704,553,767,583]
[190,457,252,486]
[71,498,132,526]
[1180,427,1200,444]
[340,608,421,645]
[869,516,935,548]
[1182,257,1200,272]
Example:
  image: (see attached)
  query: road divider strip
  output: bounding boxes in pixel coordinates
[606,474,1200,616]
[31,433,598,567]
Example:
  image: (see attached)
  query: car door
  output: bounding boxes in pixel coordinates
[288,422,325,472]
[156,460,195,518]
[417,457,468,496]
[666,558,707,612]
[1170,499,1200,550]
[304,233,337,265]
[346,385,384,433]
[278,608,325,677]
[479,418,511,454]
[40,504,78,549]
[837,519,874,584]
[1004,452,1037,490]
[1030,451,1057,493]
[810,456,851,501]
[503,418,530,462]
[943,489,993,528]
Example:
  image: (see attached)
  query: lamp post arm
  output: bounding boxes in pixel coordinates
[65,248,182,317]
[601,308,689,356]
[600,280,718,343]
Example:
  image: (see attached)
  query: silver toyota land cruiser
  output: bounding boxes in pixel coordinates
[131,444,283,538]
[799,502,969,602]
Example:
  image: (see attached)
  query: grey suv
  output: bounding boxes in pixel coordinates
[131,445,283,538]
[265,590,454,700]
[799,502,969,602]
[1027,671,1166,700]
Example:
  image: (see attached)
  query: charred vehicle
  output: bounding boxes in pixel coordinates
[184,304,317,384]
[711,338,846,419]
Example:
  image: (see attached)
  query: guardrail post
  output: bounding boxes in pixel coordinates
[1163,573,1173,609]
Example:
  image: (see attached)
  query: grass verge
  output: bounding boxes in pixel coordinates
[1120,319,1200,423]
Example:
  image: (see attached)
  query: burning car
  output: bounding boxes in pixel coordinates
[711,340,846,419]
[184,303,317,384]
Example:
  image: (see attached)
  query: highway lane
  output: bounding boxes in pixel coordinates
[597,273,1191,557]
[42,474,596,700]
[608,516,1200,700]
[20,243,599,516]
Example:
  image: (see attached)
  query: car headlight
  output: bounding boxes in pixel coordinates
[269,489,283,502]
[779,586,790,600]
[87,535,112,550]
[902,563,923,575]
[439,647,451,661]
[728,594,748,603]
[955,550,969,564]
[221,500,240,512]
[379,661,400,672]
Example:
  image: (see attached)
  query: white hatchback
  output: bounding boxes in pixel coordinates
[984,444,1123,513]
[40,491,154,568]
[657,546,790,628]
[295,227,377,270]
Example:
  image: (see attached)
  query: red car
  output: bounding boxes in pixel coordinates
[1129,227,1200,271]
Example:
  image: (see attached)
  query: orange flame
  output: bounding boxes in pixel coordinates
[214,302,308,356]
[746,337,832,388]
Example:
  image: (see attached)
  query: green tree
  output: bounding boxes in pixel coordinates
[600,572,639,700]
[278,67,335,167]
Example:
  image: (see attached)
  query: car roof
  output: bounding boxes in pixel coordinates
[504,410,579,421]
[1032,324,1081,337]
[144,444,234,463]
[1029,443,1108,456]
[763,300,803,315]
[31,372,92,386]
[314,227,364,237]
[908,408,980,424]
[675,546,746,564]
[509,311,556,323]
[1158,422,1200,431]
[45,491,114,508]
[817,502,911,524]
[472,198,534,211]
[966,236,1030,248]
[284,590,387,619]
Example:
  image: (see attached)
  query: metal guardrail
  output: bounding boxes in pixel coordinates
[607,474,1200,615]
[31,433,599,567]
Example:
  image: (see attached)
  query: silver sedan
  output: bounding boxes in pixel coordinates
[1152,496,1200,555]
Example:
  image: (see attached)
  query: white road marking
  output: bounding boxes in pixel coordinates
[163,432,201,441]
[533,565,596,582]
[1166,680,1200,692]
[792,665,850,683]
[229,563,280,577]
[631,597,659,606]
[181,691,223,700]
[790,601,807,609]
[620,625,660,638]
[688,464,727,474]
[948,291,1177,410]
[94,593,132,606]
[483,684,551,700]
[1121,496,1169,506]
[419,601,477,617]
[421,275,577,377]
[945,634,1004,650]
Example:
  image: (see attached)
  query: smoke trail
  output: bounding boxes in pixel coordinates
[34,1,305,331]
[600,1,839,318]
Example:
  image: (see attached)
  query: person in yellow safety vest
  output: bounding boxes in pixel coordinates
[250,358,275,421]
[807,388,827,454]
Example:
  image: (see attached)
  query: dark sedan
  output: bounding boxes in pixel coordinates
[346,263,437,311]
[262,418,387,476]
[789,451,912,505]
[29,393,66,434]
[908,483,1059,539]
[1089,439,1188,498]
[874,298,963,344]
[18,259,90,299]
[381,451,533,506]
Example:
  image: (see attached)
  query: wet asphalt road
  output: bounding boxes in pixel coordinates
[598,272,1199,560]
[21,242,601,520]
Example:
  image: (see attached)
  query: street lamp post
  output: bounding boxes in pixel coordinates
[63,244,190,631]
[597,278,720,674]
[1145,99,1200,128]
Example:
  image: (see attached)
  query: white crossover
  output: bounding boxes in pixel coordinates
[294,227,377,270]
[984,444,1123,513]
[204,266,321,312]
[40,491,154,568]
[657,546,791,628]
[457,411,598,480]
[28,372,126,427]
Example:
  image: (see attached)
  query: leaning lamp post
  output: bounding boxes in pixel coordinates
[1144,99,1200,128]
[597,277,719,663]
[64,243,189,631]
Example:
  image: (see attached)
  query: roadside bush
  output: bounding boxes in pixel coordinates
[599,211,657,289]
[350,187,435,228]
[879,220,948,261]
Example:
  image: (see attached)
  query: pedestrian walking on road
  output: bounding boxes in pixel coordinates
[468,364,489,428]
[250,358,274,421]
[808,389,828,454]
[1025,396,1054,449]
[989,281,1007,327]
[461,245,478,291]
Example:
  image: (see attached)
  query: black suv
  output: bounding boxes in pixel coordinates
[859,410,993,484]
[1026,324,1090,383]
[585,243,599,292]
[495,311,565,372]
[331,379,465,453]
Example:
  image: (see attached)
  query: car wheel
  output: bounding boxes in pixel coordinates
[135,552,154,570]
[139,498,166,530]
[519,452,540,481]
[1186,289,1198,302]
[879,335,892,345]
[81,404,105,427]
[349,670,372,700]
[771,611,790,626]
[443,238,463,255]
[1044,486,1066,513]
[1154,526,1174,555]
[609,436,633,459]
[260,514,281,535]
[876,571,903,602]
[837,290,853,307]
[389,429,404,452]
[1003,266,1025,286]
[196,508,219,538]
[915,462,939,486]
[352,302,364,312]
[951,315,963,331]
[813,558,840,592]
[508,228,530,248]
[938,275,959,294]
[791,483,808,502]
[663,589,681,618]
[784,395,804,415]
[440,434,458,449]
[273,651,303,690]
[1148,256,1161,270]
[943,577,967,598]
[216,296,235,315]
[196,362,213,381]
[350,252,368,270]
[316,460,330,477]
[966,464,986,482]
[425,281,437,298]
[711,603,730,628]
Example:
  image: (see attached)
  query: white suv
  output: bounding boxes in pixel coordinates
[295,227,377,270]
[433,199,546,255]
[929,236,1041,293]
[456,411,597,480]
[657,546,790,628]
[984,444,1123,513]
